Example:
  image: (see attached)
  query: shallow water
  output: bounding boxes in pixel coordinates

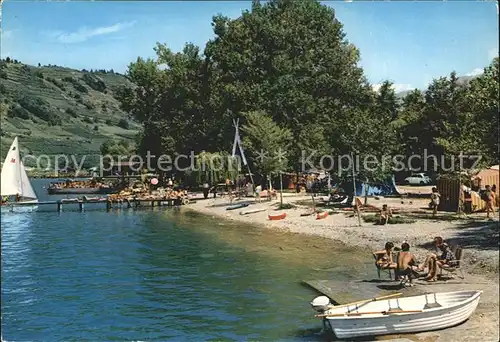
[2,179,371,341]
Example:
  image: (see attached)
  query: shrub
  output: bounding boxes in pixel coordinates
[17,96,61,124]
[84,102,95,110]
[93,116,99,123]
[35,71,44,79]
[105,119,112,125]
[0,83,6,94]
[0,70,7,79]
[94,125,99,131]
[82,73,106,92]
[8,106,31,120]
[118,118,129,129]
[82,117,93,124]
[65,107,78,117]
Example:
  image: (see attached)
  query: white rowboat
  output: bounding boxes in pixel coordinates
[313,290,482,339]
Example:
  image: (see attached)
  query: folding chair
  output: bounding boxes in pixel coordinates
[440,246,465,279]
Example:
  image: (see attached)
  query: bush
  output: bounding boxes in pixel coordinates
[82,73,107,92]
[82,117,93,124]
[15,96,62,125]
[118,118,129,129]
[65,107,78,117]
[84,102,95,110]
[105,119,112,125]
[93,116,99,123]
[0,70,7,79]
[0,83,6,94]
[94,125,99,131]
[35,71,44,79]
[8,106,31,120]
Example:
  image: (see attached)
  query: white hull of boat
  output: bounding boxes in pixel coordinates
[1,200,39,213]
[323,291,481,339]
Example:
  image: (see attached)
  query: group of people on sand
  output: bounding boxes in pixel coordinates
[374,236,458,285]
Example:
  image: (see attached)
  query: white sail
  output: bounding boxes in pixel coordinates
[1,137,22,196]
[20,161,37,200]
[1,137,38,200]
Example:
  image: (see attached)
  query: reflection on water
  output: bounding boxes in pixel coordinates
[1,180,372,341]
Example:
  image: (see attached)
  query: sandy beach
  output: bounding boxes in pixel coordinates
[187,193,499,341]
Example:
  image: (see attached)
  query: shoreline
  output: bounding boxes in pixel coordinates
[186,193,499,341]
[187,193,499,276]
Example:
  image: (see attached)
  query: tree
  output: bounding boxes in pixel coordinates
[240,111,292,184]
[100,139,134,156]
[118,118,130,129]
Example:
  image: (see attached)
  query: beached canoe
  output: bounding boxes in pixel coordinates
[268,212,286,220]
[312,290,482,339]
[240,208,266,215]
[316,211,329,220]
[226,202,250,210]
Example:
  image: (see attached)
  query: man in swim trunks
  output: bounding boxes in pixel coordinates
[397,242,419,286]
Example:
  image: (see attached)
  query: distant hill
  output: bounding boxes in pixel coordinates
[0,60,140,169]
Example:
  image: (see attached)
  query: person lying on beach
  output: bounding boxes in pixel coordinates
[378,204,392,225]
[373,242,397,270]
[396,242,420,286]
[418,236,457,282]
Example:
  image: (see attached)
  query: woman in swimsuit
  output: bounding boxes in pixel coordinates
[373,242,397,270]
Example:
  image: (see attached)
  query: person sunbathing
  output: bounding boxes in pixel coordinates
[373,242,397,270]
[396,242,419,286]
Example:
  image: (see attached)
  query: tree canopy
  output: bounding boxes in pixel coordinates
[117,0,499,184]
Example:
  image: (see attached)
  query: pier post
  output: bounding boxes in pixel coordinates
[79,202,84,211]
[106,200,112,211]
[151,200,155,207]
[57,201,62,212]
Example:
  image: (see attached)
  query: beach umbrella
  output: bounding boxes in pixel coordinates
[151,178,158,185]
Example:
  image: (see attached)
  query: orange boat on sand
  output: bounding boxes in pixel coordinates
[268,212,287,220]
[316,211,329,220]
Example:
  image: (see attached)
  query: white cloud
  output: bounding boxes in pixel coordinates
[46,21,136,44]
[1,29,15,40]
[372,83,415,93]
[488,48,497,61]
[465,68,484,77]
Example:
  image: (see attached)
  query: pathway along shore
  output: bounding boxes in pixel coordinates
[186,193,499,342]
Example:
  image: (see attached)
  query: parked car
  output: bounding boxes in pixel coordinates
[404,173,432,185]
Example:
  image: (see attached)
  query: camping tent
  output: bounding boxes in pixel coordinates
[338,176,401,197]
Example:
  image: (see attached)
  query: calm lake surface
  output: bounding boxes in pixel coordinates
[2,179,370,341]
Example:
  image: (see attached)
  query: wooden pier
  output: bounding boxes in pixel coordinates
[4,197,189,212]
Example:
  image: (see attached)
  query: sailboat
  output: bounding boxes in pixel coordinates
[1,136,38,212]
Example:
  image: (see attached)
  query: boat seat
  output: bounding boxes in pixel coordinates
[423,293,443,309]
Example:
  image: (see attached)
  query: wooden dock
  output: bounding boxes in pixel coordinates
[3,198,190,212]
[303,279,426,305]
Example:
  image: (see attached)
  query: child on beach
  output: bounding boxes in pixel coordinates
[430,187,440,216]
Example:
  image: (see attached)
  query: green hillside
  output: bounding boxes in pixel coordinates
[0,59,139,169]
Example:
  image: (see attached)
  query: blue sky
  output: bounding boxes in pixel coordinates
[1,1,498,91]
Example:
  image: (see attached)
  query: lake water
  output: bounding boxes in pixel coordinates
[2,179,371,341]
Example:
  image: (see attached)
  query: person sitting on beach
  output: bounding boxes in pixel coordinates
[378,204,392,225]
[418,236,457,282]
[396,242,420,286]
[373,242,397,270]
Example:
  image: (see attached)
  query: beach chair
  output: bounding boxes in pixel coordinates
[374,251,398,280]
[440,246,465,279]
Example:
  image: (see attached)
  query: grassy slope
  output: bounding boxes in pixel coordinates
[0,62,140,168]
